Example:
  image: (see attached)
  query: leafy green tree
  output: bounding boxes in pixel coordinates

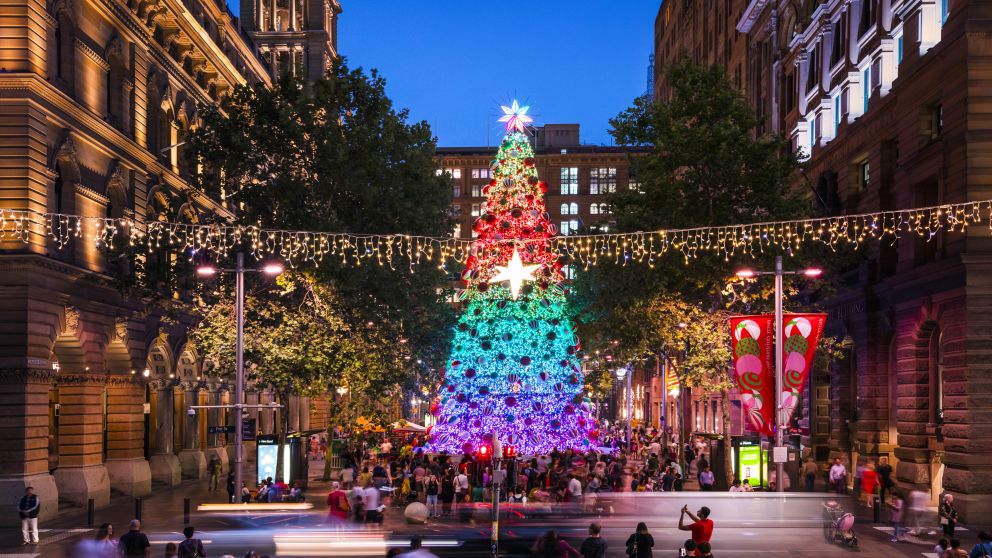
[185,60,455,427]
[572,57,813,480]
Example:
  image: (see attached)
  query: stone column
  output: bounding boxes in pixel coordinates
[289,0,296,30]
[259,389,274,435]
[0,368,59,525]
[178,383,205,479]
[270,0,276,31]
[244,389,259,464]
[52,373,110,508]
[205,387,229,473]
[104,376,151,496]
[300,396,310,432]
[288,395,300,434]
[148,383,180,486]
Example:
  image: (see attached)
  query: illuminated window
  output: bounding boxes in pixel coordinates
[590,168,617,194]
[560,167,578,195]
[471,183,482,197]
[559,220,579,236]
[471,168,491,179]
[471,203,481,217]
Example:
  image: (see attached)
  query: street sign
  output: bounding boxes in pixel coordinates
[208,425,235,434]
[242,418,257,441]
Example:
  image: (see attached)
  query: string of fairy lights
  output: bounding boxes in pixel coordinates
[0,199,987,269]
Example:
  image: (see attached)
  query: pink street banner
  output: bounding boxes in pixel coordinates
[729,315,775,437]
[778,313,828,427]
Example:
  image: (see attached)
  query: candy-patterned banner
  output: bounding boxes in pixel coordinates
[779,313,827,428]
[729,315,775,437]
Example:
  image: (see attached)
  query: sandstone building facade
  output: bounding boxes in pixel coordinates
[656,0,992,521]
[0,0,338,522]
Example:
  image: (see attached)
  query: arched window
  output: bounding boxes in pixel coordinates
[53,10,75,87]
[929,329,944,425]
[560,203,569,215]
[569,202,578,215]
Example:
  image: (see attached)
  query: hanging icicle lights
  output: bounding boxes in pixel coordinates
[0,199,987,270]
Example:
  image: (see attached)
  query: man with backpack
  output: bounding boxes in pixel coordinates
[177,526,206,558]
[970,531,992,558]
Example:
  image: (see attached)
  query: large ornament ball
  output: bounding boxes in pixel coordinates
[532,401,544,412]
[465,368,476,378]
[505,396,517,407]
[520,356,532,365]
[462,442,473,454]
[404,502,429,524]
[565,404,575,414]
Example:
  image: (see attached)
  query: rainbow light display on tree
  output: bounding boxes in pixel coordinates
[426,102,600,455]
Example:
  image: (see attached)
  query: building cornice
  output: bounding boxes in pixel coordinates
[76,37,111,72]
[737,0,770,34]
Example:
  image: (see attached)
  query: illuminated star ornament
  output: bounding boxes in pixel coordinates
[498,100,534,133]
[490,248,541,299]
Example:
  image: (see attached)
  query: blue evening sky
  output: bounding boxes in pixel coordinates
[232,1,660,147]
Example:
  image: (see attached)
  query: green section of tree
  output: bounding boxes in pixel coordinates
[573,57,836,482]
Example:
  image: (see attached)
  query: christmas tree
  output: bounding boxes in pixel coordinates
[427,102,599,455]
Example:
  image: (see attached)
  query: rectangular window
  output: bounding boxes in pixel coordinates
[560,167,578,195]
[842,87,849,117]
[871,59,882,89]
[897,34,904,63]
[471,168,491,179]
[449,168,462,179]
[860,0,876,35]
[858,160,870,190]
[471,184,482,197]
[450,204,462,216]
[590,167,617,194]
[453,183,461,197]
[560,221,571,236]
[834,95,841,129]
[931,104,944,139]
[471,203,481,217]
[807,46,821,92]
[453,223,461,238]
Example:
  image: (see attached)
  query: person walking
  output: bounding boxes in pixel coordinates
[453,468,469,513]
[440,470,455,516]
[679,505,714,549]
[889,491,905,543]
[208,456,221,492]
[877,456,894,504]
[579,522,607,558]
[396,534,438,558]
[828,458,848,494]
[861,463,879,508]
[940,494,959,539]
[17,486,40,546]
[567,473,583,503]
[698,467,715,491]
[624,522,654,558]
[969,531,992,558]
[177,526,206,558]
[118,519,151,558]
[326,482,350,523]
[93,523,117,558]
[424,474,440,519]
[802,457,819,492]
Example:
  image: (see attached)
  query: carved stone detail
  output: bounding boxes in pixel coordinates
[114,317,128,343]
[57,373,109,387]
[62,306,80,338]
[0,368,57,385]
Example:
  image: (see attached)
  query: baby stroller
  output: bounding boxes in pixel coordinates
[823,500,858,547]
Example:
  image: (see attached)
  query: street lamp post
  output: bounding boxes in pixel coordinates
[197,253,283,503]
[737,255,822,493]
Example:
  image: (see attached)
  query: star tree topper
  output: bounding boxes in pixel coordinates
[498,100,533,133]
[490,248,541,299]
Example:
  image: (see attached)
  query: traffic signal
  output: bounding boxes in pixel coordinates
[477,444,490,458]
[504,445,516,458]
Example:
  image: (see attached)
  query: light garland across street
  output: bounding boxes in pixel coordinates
[0,199,987,269]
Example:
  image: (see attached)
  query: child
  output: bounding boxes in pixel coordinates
[889,491,905,542]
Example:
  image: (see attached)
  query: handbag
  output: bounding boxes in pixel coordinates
[626,536,638,556]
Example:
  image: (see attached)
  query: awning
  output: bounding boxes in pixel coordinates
[391,420,427,433]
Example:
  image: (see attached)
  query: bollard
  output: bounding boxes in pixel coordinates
[87,499,94,528]
[873,496,881,523]
[135,498,142,521]
[184,498,190,525]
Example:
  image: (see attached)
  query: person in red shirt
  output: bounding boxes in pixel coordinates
[326,482,350,524]
[861,463,879,509]
[678,505,713,554]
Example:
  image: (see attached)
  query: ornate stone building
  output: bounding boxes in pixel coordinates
[656,0,992,521]
[240,0,342,80]
[0,0,337,522]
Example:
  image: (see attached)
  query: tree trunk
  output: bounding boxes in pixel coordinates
[720,388,733,486]
[276,386,290,482]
